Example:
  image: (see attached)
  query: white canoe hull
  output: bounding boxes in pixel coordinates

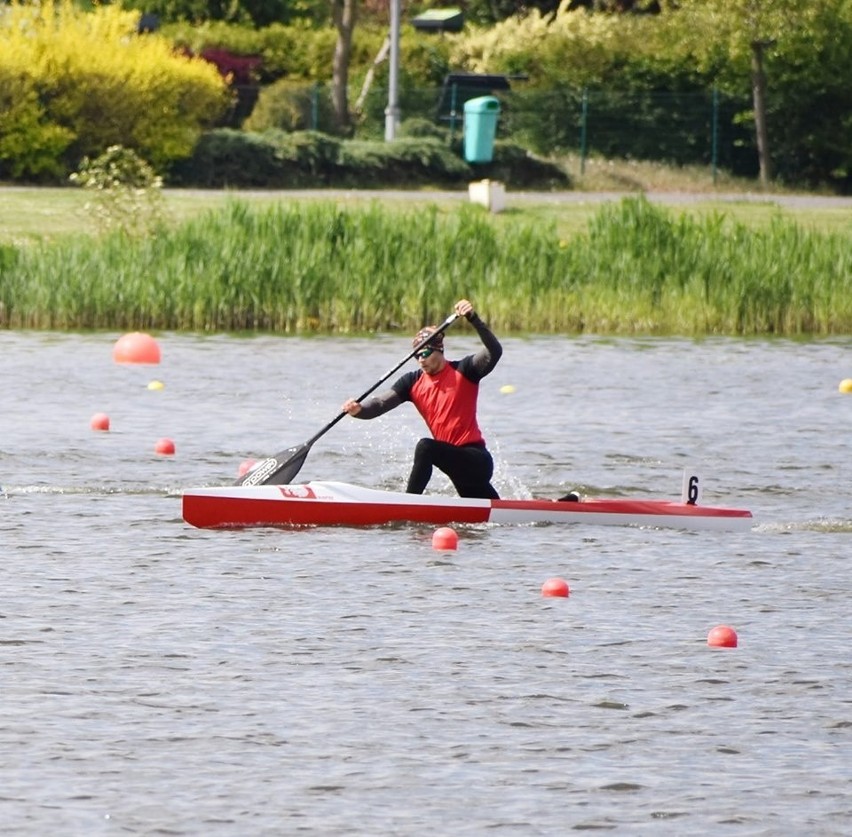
[182,481,754,532]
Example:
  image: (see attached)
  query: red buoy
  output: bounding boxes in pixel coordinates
[90,412,110,431]
[154,437,175,456]
[113,332,161,365]
[431,526,459,550]
[707,625,738,647]
[238,458,257,477]
[541,577,570,597]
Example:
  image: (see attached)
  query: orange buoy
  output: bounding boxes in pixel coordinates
[90,412,110,431]
[238,458,257,477]
[431,526,459,550]
[707,625,738,647]
[541,577,570,597]
[154,437,175,456]
[113,332,161,365]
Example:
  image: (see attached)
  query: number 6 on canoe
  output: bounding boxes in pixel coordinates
[236,312,460,487]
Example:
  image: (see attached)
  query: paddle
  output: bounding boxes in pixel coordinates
[236,312,460,487]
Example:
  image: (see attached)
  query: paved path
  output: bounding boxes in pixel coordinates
[2,184,849,210]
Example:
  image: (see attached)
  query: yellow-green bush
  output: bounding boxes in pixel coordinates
[0,68,75,179]
[448,5,657,86]
[0,0,230,179]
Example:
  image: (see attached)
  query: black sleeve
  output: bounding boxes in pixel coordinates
[461,312,503,381]
[353,370,419,419]
[352,388,403,419]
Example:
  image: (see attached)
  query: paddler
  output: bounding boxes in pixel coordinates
[342,298,502,499]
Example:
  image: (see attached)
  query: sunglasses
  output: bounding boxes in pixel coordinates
[414,347,435,360]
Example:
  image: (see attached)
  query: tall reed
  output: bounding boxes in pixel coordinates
[1,197,849,335]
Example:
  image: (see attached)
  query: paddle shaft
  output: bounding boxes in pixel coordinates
[303,312,460,447]
[238,311,460,485]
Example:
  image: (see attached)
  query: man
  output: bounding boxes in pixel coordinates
[342,298,502,499]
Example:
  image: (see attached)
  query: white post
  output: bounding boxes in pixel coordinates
[384,0,401,141]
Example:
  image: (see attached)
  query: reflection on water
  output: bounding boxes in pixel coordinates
[1,331,851,834]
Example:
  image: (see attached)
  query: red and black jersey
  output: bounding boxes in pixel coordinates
[353,313,503,449]
[392,358,485,446]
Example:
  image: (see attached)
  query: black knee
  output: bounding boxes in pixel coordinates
[413,437,437,460]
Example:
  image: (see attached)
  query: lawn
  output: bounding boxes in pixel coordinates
[1,184,849,246]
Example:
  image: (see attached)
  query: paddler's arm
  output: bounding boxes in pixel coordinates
[342,389,402,419]
[460,300,502,377]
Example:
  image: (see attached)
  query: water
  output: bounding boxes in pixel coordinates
[1,331,850,835]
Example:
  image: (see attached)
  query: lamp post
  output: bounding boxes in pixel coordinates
[384,0,401,140]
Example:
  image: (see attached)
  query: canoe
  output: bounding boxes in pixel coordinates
[181,480,754,532]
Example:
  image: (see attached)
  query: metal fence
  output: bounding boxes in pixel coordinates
[238,82,758,180]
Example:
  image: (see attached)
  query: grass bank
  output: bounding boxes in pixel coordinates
[1,177,851,246]
[1,196,849,336]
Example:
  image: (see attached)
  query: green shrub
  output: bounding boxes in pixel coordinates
[339,137,471,186]
[168,129,343,187]
[168,127,568,189]
[398,118,450,141]
[168,128,290,187]
[243,79,335,133]
[263,129,344,178]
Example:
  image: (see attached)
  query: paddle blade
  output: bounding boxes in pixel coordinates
[235,443,311,486]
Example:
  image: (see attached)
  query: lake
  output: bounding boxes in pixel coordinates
[1,329,850,835]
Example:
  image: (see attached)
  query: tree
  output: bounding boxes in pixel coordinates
[461,0,661,26]
[330,0,357,134]
[118,1,309,27]
[663,0,802,187]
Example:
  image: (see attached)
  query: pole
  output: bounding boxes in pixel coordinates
[580,87,588,176]
[384,0,401,141]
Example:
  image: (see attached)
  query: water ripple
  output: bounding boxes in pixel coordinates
[1,332,851,835]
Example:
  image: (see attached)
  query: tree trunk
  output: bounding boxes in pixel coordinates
[751,39,773,186]
[331,0,358,135]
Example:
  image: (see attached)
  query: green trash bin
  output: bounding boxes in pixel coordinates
[463,96,500,163]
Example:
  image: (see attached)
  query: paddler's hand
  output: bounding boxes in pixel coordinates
[455,299,474,320]
[342,398,362,416]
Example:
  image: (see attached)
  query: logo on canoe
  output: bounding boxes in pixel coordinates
[278,486,317,499]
